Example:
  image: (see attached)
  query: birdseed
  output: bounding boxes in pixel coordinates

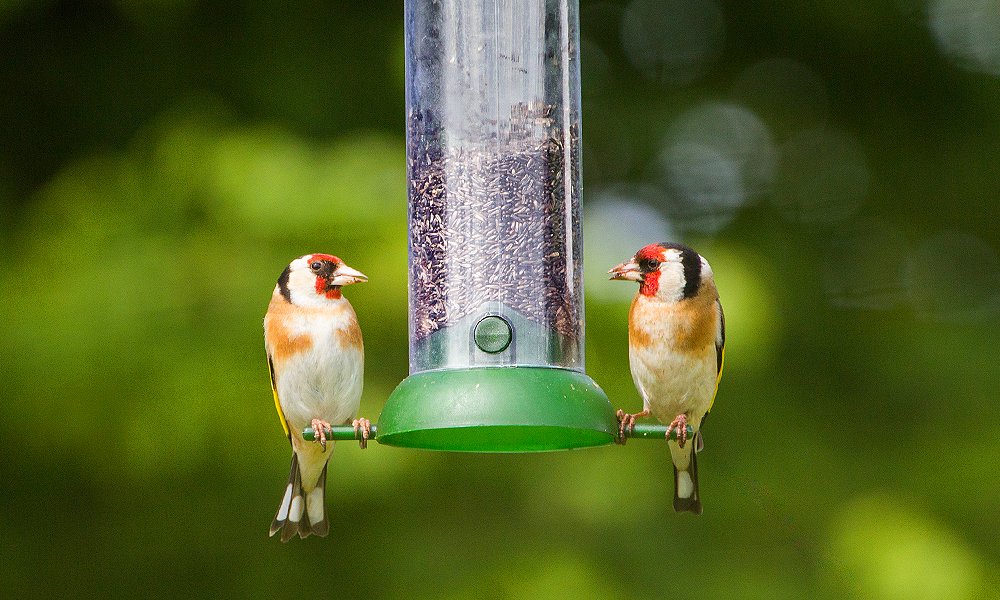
[407,104,583,355]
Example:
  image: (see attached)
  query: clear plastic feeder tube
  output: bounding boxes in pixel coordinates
[406,0,584,373]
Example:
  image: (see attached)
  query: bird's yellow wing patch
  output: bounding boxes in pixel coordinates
[267,353,291,440]
[708,345,725,412]
[708,299,725,413]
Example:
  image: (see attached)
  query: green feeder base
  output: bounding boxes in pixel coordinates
[375,367,615,452]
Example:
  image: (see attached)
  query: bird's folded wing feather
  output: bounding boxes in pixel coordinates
[268,353,291,440]
[709,299,725,412]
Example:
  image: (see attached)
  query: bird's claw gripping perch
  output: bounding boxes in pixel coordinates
[616,408,651,444]
[352,418,371,449]
[615,409,632,445]
[310,418,332,451]
[666,414,689,447]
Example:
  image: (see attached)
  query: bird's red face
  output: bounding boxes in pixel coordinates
[277,253,367,305]
[609,244,666,297]
[305,254,368,300]
[610,242,705,302]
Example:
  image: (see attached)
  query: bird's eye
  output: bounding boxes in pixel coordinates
[310,261,323,272]
[640,259,660,271]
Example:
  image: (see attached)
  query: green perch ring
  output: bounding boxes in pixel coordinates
[303,425,380,442]
[302,423,694,445]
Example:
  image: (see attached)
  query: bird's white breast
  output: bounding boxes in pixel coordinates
[268,305,364,433]
[629,298,717,428]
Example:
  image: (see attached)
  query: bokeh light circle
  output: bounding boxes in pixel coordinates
[905,231,1000,321]
[731,58,830,139]
[929,0,1000,78]
[620,0,725,86]
[584,187,675,302]
[771,128,870,225]
[654,102,775,232]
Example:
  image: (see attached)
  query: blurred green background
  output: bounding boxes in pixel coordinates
[2,0,1000,598]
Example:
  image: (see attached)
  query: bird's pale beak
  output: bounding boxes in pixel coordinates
[609,260,643,282]
[330,264,368,286]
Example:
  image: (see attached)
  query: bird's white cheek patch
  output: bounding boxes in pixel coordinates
[289,495,304,523]
[307,487,325,525]
[677,471,694,499]
[277,483,293,521]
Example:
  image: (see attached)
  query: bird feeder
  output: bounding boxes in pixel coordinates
[302,0,684,451]
[371,0,616,451]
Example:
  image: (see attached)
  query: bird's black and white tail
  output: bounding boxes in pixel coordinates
[673,436,702,514]
[269,454,329,541]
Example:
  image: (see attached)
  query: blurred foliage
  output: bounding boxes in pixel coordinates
[2,0,1000,598]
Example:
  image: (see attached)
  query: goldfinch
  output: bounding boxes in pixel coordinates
[264,253,369,541]
[610,242,725,514]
